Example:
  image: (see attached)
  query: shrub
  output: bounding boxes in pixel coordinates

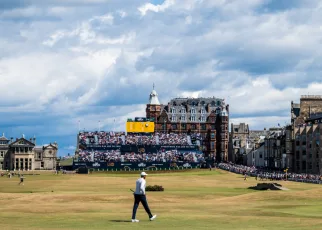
[146,185,164,191]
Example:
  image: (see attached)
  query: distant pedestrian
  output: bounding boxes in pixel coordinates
[18,175,25,185]
[244,172,247,181]
[131,172,157,223]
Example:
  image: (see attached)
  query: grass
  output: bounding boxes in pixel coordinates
[0,169,322,230]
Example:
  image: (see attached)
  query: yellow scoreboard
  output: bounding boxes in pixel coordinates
[126,121,155,133]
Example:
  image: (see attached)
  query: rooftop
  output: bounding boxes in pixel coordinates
[301,95,322,99]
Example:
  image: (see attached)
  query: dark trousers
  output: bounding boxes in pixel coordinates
[132,194,153,219]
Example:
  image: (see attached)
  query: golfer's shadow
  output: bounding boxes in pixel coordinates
[110,220,132,223]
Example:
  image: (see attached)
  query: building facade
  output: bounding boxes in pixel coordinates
[246,143,265,167]
[291,95,322,173]
[292,95,322,127]
[293,119,322,174]
[146,88,229,162]
[264,128,285,169]
[0,134,58,171]
[229,123,250,163]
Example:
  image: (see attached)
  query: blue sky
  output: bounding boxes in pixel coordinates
[1,0,322,156]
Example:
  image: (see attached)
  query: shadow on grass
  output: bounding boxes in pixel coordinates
[110,220,132,223]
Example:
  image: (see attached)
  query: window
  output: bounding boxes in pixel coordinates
[201,108,206,114]
[190,116,196,122]
[181,116,186,121]
[302,161,306,170]
[172,124,177,130]
[191,124,196,130]
[171,116,177,122]
[41,162,44,168]
[181,123,186,130]
[217,101,221,106]
[191,108,196,114]
[181,108,186,114]
[201,124,206,130]
[211,142,215,150]
[200,116,206,122]
[211,133,215,139]
[260,154,262,158]
[211,124,215,130]
[171,108,176,114]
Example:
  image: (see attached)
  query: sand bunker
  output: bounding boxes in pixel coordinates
[249,183,289,191]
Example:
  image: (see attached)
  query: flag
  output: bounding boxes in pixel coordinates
[278,123,280,127]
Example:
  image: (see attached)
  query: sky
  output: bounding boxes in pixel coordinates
[1,0,322,156]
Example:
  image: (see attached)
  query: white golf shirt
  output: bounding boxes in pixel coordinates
[134,178,146,195]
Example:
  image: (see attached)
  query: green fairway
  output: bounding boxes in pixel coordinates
[0,169,322,230]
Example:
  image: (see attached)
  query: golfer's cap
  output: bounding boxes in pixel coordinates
[141,172,148,176]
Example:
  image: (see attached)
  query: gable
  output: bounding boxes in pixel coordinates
[159,110,169,122]
[10,138,35,147]
[43,144,58,150]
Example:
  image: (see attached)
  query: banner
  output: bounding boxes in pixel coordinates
[126,121,154,133]
[73,161,201,170]
[82,144,200,152]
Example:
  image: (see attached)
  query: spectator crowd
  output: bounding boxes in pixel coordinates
[77,149,204,163]
[78,131,196,146]
[218,163,322,184]
[79,131,124,145]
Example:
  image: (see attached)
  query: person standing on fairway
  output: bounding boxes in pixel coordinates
[18,175,25,185]
[131,172,157,223]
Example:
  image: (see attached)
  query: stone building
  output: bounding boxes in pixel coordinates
[263,126,294,171]
[229,123,249,163]
[0,134,10,170]
[293,115,322,174]
[290,95,322,173]
[246,143,265,167]
[292,95,322,127]
[264,128,285,169]
[145,87,229,162]
[0,134,58,171]
[228,123,267,164]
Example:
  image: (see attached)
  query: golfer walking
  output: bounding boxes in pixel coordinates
[131,172,157,223]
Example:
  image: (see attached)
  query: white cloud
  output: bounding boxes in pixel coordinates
[1,0,322,153]
[138,0,175,16]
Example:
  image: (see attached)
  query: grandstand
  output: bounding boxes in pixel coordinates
[74,131,206,170]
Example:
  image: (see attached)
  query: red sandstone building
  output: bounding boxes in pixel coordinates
[146,87,229,162]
